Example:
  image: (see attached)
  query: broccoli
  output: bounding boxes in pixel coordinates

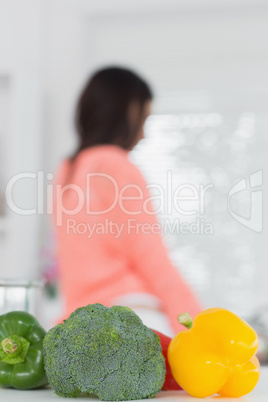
[43,304,166,400]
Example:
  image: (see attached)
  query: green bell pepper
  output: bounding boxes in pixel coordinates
[0,311,48,389]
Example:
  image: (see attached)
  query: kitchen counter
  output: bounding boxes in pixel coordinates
[0,366,267,402]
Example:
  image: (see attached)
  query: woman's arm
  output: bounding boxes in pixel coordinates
[118,160,202,332]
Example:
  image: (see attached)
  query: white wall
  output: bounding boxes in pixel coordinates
[42,0,89,173]
[0,0,43,71]
[85,8,268,92]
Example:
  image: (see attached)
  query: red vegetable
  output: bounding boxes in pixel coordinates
[152,329,182,391]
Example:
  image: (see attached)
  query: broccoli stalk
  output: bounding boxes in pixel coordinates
[43,304,166,400]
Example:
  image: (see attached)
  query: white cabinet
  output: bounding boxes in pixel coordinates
[0,74,10,271]
[0,70,42,279]
[0,0,44,280]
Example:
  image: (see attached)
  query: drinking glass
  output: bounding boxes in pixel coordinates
[0,279,44,318]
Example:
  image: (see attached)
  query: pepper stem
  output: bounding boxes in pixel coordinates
[0,335,30,365]
[178,312,193,329]
[2,338,18,354]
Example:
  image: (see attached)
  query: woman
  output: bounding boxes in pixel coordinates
[53,67,201,335]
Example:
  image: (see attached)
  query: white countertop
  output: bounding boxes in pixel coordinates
[0,367,267,401]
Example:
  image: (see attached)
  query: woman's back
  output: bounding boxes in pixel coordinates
[54,145,155,316]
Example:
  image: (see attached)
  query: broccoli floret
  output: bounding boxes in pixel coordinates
[43,304,166,400]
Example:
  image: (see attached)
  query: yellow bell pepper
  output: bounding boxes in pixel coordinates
[167,308,260,398]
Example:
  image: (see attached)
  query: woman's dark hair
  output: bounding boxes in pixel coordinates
[74,66,152,157]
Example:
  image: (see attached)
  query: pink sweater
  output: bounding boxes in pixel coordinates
[53,144,201,331]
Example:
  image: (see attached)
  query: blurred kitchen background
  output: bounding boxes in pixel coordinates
[0,0,268,355]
